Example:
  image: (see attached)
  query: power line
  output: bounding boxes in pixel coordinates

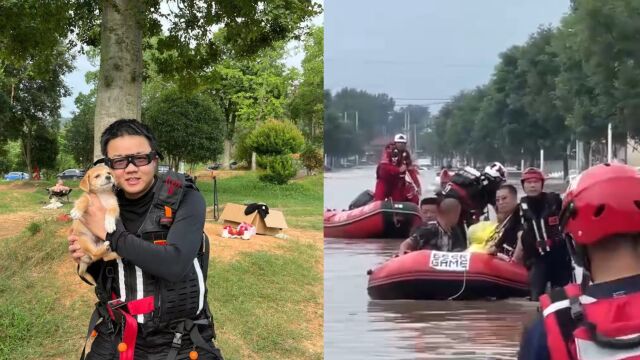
[396,98,451,100]
[325,58,496,68]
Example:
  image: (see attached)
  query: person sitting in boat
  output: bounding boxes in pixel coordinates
[419,197,440,223]
[398,198,467,254]
[518,163,640,360]
[487,184,522,261]
[440,161,507,227]
[517,167,572,301]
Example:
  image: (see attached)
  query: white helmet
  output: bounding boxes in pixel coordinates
[483,162,506,182]
[394,133,408,143]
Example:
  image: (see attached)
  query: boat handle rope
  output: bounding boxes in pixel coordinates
[447,269,467,300]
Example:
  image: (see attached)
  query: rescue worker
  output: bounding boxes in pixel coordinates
[439,165,453,191]
[519,163,640,360]
[518,167,572,301]
[440,161,507,228]
[398,198,467,254]
[373,147,408,202]
[393,133,422,200]
[373,138,421,204]
[67,119,223,359]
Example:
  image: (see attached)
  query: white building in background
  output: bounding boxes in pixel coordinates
[627,139,640,167]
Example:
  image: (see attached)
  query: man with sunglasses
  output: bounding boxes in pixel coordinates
[67,119,223,360]
[518,163,640,360]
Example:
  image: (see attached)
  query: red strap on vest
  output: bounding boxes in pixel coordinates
[107,296,155,360]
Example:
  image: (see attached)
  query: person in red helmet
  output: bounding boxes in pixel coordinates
[393,134,422,201]
[373,136,421,204]
[518,163,640,360]
[373,146,407,202]
[517,167,572,301]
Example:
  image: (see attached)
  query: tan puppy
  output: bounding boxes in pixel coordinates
[70,164,121,285]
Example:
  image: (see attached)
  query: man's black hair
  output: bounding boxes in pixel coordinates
[498,184,518,198]
[421,197,440,207]
[100,119,163,159]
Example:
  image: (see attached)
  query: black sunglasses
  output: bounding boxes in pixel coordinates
[105,151,158,170]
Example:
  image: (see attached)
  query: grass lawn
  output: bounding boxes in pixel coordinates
[199,173,323,231]
[0,172,323,360]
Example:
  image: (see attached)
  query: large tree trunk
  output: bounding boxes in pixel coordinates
[93,0,143,160]
[21,136,32,178]
[223,139,232,169]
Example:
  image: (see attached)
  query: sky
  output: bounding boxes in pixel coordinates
[60,3,324,118]
[325,0,571,112]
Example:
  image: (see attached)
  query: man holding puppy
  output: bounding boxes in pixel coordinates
[67,119,223,360]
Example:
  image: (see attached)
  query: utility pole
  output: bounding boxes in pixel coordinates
[607,122,613,163]
[413,124,418,159]
[355,111,358,132]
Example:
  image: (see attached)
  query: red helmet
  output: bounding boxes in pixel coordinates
[561,163,640,245]
[521,167,545,185]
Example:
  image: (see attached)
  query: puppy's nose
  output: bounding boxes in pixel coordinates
[105,175,112,181]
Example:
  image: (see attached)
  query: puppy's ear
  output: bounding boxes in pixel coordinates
[79,172,90,192]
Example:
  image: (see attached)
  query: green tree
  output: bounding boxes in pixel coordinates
[0,0,320,160]
[248,119,305,157]
[144,88,224,170]
[1,45,71,175]
[247,119,304,184]
[288,26,324,145]
[64,91,96,169]
[205,43,296,168]
[324,110,363,159]
[300,144,323,174]
[328,88,396,144]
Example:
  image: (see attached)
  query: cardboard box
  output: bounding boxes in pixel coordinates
[219,203,288,236]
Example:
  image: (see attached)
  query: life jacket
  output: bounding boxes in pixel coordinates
[540,283,640,360]
[81,171,221,360]
[519,192,563,256]
[441,167,489,212]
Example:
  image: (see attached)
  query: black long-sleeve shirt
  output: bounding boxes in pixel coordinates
[88,177,206,283]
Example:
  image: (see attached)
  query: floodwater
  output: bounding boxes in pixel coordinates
[324,166,546,360]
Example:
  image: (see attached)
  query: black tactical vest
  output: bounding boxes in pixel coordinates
[99,171,211,331]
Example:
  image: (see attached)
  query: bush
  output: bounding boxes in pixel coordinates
[258,155,298,185]
[248,120,305,156]
[26,222,42,236]
[300,145,323,174]
[255,154,269,170]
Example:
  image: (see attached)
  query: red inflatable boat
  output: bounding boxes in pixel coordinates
[324,200,422,239]
[367,250,529,300]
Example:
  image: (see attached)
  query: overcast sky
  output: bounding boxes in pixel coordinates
[325,0,570,112]
[60,3,324,118]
